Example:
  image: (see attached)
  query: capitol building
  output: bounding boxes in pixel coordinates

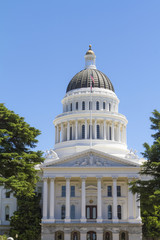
[0,46,143,240]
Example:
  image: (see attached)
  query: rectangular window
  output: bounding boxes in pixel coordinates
[97,125,100,139]
[70,127,72,140]
[76,102,78,110]
[82,101,85,110]
[108,186,112,197]
[103,102,105,109]
[70,103,72,111]
[71,186,75,197]
[62,186,66,197]
[6,191,10,198]
[117,186,121,197]
[82,125,85,139]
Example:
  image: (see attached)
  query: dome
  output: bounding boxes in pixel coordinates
[66,68,115,93]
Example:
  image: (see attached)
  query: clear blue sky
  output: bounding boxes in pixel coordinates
[0,1,160,157]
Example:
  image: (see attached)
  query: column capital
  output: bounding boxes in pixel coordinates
[49,178,55,182]
[112,176,118,180]
[80,176,87,180]
[43,177,48,182]
[65,176,71,180]
[96,176,102,180]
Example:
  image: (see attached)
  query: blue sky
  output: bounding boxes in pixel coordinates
[0,0,160,157]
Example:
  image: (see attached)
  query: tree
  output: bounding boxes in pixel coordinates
[0,103,44,197]
[0,104,44,239]
[130,110,160,239]
[10,195,41,240]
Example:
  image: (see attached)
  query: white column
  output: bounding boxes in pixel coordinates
[85,119,87,139]
[65,178,71,222]
[135,193,141,221]
[113,178,118,222]
[97,178,102,222]
[49,178,55,221]
[104,121,106,140]
[107,122,110,140]
[118,123,121,142]
[111,122,114,141]
[75,120,78,140]
[67,121,70,141]
[80,178,86,222]
[43,178,48,219]
[128,179,134,221]
[57,125,59,143]
[94,119,97,139]
[122,125,124,143]
[61,123,63,142]
[124,125,127,144]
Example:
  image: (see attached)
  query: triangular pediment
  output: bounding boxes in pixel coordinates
[41,149,139,168]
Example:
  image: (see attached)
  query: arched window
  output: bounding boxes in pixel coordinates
[105,232,112,240]
[120,232,128,240]
[96,101,99,110]
[108,205,112,219]
[71,205,75,219]
[82,125,85,139]
[117,205,122,219]
[5,206,9,221]
[76,102,78,110]
[82,101,85,110]
[61,205,65,219]
[103,102,106,110]
[97,125,100,139]
[71,231,80,240]
[70,103,72,111]
[55,231,64,240]
[87,231,96,240]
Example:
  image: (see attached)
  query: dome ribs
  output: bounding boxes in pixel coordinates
[66,69,114,93]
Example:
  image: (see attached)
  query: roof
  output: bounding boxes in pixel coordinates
[66,68,114,93]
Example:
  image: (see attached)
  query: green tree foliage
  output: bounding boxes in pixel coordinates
[0,235,7,240]
[130,110,160,239]
[0,103,44,197]
[10,195,41,240]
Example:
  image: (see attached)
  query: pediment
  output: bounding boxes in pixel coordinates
[42,149,139,168]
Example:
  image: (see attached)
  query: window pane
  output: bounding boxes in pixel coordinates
[93,207,96,219]
[82,101,85,110]
[103,102,105,109]
[70,103,72,111]
[117,205,121,219]
[97,125,100,139]
[93,233,96,240]
[61,205,65,219]
[117,186,121,197]
[62,186,66,197]
[82,125,85,139]
[71,205,75,219]
[76,102,78,110]
[87,207,90,219]
[71,186,75,197]
[108,186,112,197]
[70,127,72,140]
[121,232,126,240]
[108,205,112,219]
[96,101,99,110]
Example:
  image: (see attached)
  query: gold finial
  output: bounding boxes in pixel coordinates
[89,44,92,50]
